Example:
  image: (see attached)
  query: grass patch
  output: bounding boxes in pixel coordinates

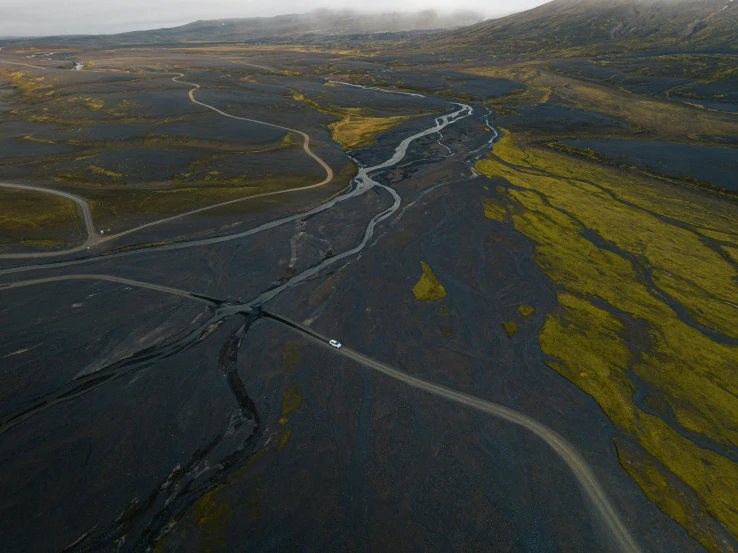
[329,113,411,150]
[467,64,738,140]
[476,129,738,551]
[280,384,302,421]
[291,89,416,150]
[0,188,84,248]
[502,320,518,338]
[84,179,316,231]
[0,70,53,97]
[481,197,508,222]
[412,261,447,301]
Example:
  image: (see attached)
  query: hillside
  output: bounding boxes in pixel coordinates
[446,0,738,53]
[1,10,483,46]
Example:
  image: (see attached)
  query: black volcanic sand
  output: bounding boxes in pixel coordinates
[671,76,738,113]
[0,45,722,552]
[496,104,628,133]
[561,138,738,190]
[0,94,706,553]
[49,113,288,143]
[549,59,690,96]
[361,70,524,101]
[0,281,208,412]
[550,56,738,113]
[0,313,251,552]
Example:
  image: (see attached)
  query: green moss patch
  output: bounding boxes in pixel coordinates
[412,261,447,301]
[502,320,518,338]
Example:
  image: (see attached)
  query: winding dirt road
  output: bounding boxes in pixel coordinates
[0,62,336,259]
[0,99,471,277]
[0,274,219,304]
[265,311,643,553]
[0,61,643,553]
[0,182,98,244]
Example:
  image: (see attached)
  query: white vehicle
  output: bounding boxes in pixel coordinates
[329,339,342,349]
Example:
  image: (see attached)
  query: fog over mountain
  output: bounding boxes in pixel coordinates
[0,0,548,37]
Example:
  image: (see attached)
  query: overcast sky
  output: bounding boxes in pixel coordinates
[0,0,549,37]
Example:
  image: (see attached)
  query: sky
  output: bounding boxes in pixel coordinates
[0,0,549,37]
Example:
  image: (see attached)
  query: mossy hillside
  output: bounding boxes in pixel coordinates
[590,53,738,87]
[466,64,738,141]
[476,131,738,551]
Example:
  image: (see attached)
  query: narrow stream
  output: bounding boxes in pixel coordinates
[0,87,486,435]
[1,86,500,552]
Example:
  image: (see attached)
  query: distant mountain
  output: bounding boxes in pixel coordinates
[446,0,738,53]
[2,10,483,46]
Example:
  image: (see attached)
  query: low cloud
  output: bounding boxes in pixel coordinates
[0,0,548,37]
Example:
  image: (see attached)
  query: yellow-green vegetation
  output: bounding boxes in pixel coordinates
[22,135,55,144]
[291,89,412,150]
[0,189,83,248]
[75,97,104,111]
[598,54,738,82]
[502,320,518,338]
[308,273,340,307]
[437,304,453,336]
[279,384,302,423]
[80,179,316,231]
[465,63,552,108]
[89,165,124,179]
[412,261,447,301]
[475,129,738,552]
[613,435,736,553]
[479,131,738,337]
[537,68,738,138]
[722,245,738,264]
[0,70,53,97]
[466,64,738,140]
[282,341,301,371]
[275,384,302,452]
[190,484,233,553]
[329,113,411,150]
[277,429,292,450]
[481,197,508,222]
[152,446,270,553]
[517,304,535,317]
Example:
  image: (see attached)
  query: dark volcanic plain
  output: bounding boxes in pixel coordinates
[1,8,738,553]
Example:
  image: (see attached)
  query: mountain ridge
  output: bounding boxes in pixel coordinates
[443,0,738,54]
[0,9,484,45]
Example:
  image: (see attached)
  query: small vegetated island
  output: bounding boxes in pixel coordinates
[0,1,737,553]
